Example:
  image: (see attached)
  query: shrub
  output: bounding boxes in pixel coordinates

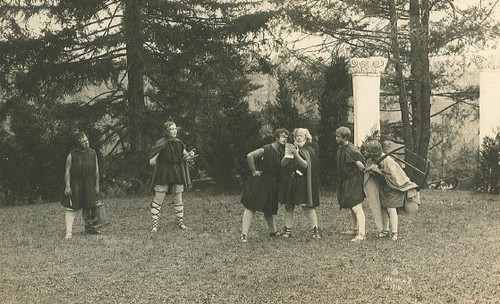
[477,132,500,194]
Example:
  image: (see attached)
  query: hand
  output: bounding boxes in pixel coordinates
[252,170,262,177]
[184,149,197,160]
[95,185,100,194]
[64,186,71,196]
[286,144,297,155]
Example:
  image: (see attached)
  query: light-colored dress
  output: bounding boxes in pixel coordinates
[378,155,418,208]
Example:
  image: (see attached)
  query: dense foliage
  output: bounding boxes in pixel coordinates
[0,0,275,203]
[478,133,500,194]
[318,56,351,188]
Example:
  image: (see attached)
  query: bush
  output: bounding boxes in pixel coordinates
[477,132,500,194]
[446,143,479,190]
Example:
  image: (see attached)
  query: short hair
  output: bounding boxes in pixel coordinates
[293,128,312,142]
[363,140,383,158]
[72,130,88,147]
[73,130,88,142]
[273,128,289,140]
[335,127,351,140]
[163,121,179,136]
[164,121,176,130]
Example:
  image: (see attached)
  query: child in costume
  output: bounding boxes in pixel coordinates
[279,128,321,239]
[364,140,419,241]
[335,127,366,242]
[62,131,101,239]
[239,128,289,242]
[148,121,196,234]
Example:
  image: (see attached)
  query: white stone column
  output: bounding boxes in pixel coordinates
[348,57,388,147]
[475,55,500,147]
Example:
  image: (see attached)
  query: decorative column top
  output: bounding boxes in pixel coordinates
[348,57,388,76]
[474,54,500,70]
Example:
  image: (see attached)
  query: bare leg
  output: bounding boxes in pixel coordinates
[282,204,295,237]
[351,203,366,242]
[387,208,398,240]
[241,208,254,236]
[264,214,278,234]
[150,191,166,233]
[173,191,187,229]
[64,209,77,239]
[303,207,320,239]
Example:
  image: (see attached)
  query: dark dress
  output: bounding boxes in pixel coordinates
[61,148,98,210]
[279,145,320,208]
[241,144,283,215]
[336,143,365,209]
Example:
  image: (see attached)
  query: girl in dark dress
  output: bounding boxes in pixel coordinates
[62,131,100,240]
[239,128,289,243]
[279,128,320,239]
[148,121,196,234]
[335,127,366,242]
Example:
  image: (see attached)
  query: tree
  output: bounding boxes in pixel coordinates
[318,55,351,187]
[271,0,500,183]
[0,0,277,199]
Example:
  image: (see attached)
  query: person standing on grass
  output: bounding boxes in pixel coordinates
[148,121,196,234]
[335,126,366,242]
[363,140,419,241]
[360,143,386,237]
[62,131,101,240]
[239,128,289,243]
[279,128,321,239]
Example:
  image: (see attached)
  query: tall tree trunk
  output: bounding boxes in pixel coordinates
[124,0,145,153]
[408,0,431,185]
[388,0,413,148]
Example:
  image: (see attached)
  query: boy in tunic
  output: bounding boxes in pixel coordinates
[335,127,366,242]
[148,121,196,234]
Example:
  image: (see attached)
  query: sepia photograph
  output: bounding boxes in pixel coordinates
[1,0,499,303]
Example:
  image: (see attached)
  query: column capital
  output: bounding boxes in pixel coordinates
[348,57,388,76]
[474,54,500,70]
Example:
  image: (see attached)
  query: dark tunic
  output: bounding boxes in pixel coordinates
[380,182,406,208]
[279,145,320,208]
[154,138,187,186]
[240,144,283,215]
[336,143,365,209]
[61,148,98,210]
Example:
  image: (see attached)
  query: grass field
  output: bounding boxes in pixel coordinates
[1,188,499,304]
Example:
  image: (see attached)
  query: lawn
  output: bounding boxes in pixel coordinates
[0,188,499,304]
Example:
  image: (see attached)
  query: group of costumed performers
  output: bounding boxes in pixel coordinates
[61,122,420,243]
